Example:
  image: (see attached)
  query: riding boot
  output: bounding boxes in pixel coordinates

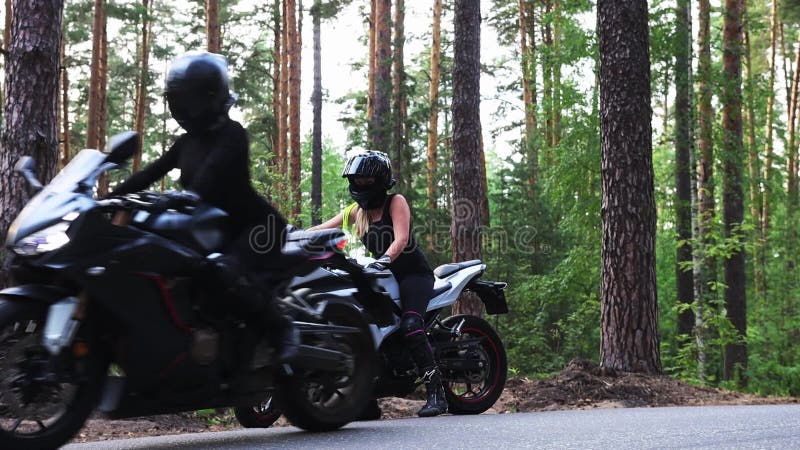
[417,366,448,417]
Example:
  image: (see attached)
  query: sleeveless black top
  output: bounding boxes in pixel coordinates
[362,194,432,275]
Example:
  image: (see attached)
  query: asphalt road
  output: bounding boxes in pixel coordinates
[63,404,800,449]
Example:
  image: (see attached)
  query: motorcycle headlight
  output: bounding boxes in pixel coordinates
[13,221,72,256]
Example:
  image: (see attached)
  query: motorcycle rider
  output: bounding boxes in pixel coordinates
[309,151,448,417]
[109,51,298,362]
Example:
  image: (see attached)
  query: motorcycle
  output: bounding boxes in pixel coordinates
[0,132,376,449]
[234,248,509,426]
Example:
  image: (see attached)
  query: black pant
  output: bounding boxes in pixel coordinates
[396,271,435,316]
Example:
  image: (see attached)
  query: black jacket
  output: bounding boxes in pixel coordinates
[110,118,287,242]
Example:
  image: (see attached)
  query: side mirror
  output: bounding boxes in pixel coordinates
[14,156,43,193]
[105,131,139,165]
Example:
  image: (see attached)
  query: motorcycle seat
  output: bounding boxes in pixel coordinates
[431,281,452,298]
[433,260,483,278]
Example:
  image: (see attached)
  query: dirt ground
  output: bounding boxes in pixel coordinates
[70,359,800,444]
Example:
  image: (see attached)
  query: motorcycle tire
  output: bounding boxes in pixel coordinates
[233,393,281,428]
[276,302,376,431]
[439,314,508,415]
[0,299,108,450]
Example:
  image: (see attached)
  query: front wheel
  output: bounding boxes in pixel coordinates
[437,314,507,415]
[0,299,108,450]
[276,303,376,431]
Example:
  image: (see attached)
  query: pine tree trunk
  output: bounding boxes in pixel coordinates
[367,0,376,126]
[551,0,561,147]
[96,10,109,195]
[721,0,747,385]
[451,0,484,317]
[278,0,289,202]
[597,0,661,375]
[761,0,778,284]
[743,13,764,304]
[59,37,70,169]
[205,0,220,53]
[271,0,281,178]
[426,0,442,226]
[392,0,407,194]
[784,34,800,318]
[288,0,301,222]
[519,0,538,188]
[133,0,151,173]
[541,0,552,166]
[371,0,391,152]
[0,0,64,288]
[311,1,322,225]
[674,0,694,340]
[86,0,104,151]
[695,0,714,380]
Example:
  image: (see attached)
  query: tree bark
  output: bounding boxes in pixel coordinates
[311,0,322,225]
[761,0,778,279]
[271,0,281,175]
[367,0,376,126]
[541,0,552,166]
[392,0,407,194]
[552,0,561,147]
[133,0,151,173]
[287,0,301,222]
[0,0,64,288]
[86,0,104,151]
[597,0,661,375]
[674,0,694,339]
[451,0,484,317]
[278,0,289,202]
[205,0,221,53]
[59,37,70,169]
[369,0,391,152]
[426,0,443,226]
[695,0,714,380]
[743,10,763,304]
[519,0,538,189]
[721,0,747,385]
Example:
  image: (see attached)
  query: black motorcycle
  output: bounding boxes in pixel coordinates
[0,132,375,449]
[234,251,509,426]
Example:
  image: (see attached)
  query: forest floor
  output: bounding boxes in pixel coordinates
[70,359,800,444]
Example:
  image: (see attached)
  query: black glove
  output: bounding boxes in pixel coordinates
[366,255,392,271]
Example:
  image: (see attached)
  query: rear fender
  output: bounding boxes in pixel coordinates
[465,279,509,315]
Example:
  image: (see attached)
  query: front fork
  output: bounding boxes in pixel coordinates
[42,292,88,356]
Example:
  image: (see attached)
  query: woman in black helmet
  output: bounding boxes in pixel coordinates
[110,51,297,361]
[310,150,448,417]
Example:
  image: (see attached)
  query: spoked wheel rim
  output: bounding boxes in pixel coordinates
[299,338,357,411]
[0,317,80,438]
[443,327,500,403]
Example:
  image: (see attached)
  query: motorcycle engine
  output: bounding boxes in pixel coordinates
[190,328,219,365]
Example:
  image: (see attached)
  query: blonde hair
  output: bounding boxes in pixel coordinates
[353,206,371,238]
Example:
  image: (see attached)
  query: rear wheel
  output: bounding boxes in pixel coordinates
[0,300,107,450]
[437,314,507,415]
[277,303,375,431]
[233,392,281,428]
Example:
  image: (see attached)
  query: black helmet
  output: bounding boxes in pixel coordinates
[342,151,396,210]
[341,151,397,188]
[165,51,236,132]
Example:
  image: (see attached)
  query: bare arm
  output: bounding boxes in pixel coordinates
[383,194,410,262]
[308,212,344,231]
